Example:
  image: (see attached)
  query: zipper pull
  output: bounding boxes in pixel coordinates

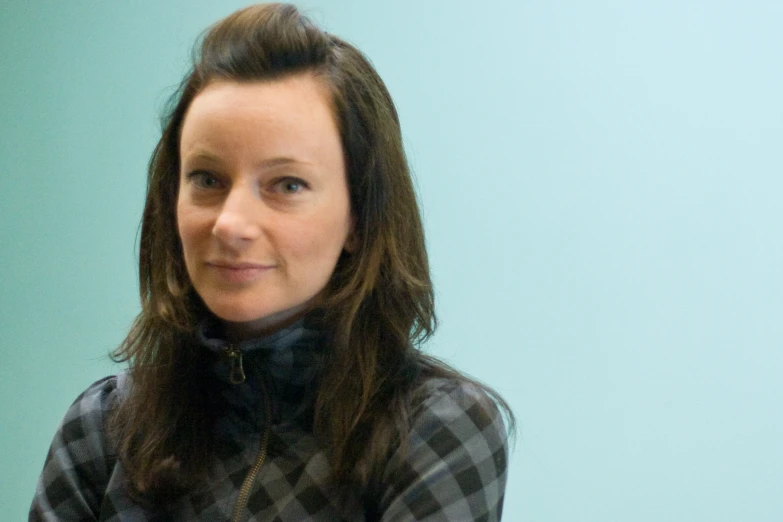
[224,345,246,384]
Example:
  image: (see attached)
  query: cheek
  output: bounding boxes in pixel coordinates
[283,214,350,267]
[175,196,188,236]
[176,203,207,258]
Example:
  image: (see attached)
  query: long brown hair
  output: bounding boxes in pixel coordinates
[111,2,514,503]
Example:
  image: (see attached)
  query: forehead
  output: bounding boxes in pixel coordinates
[179,75,340,163]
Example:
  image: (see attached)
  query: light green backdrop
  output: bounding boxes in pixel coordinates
[2,1,782,520]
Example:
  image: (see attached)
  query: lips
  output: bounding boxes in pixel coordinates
[205,260,274,284]
[208,260,272,270]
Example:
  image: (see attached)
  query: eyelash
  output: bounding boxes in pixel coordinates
[273,177,308,194]
[187,170,223,189]
[185,171,309,195]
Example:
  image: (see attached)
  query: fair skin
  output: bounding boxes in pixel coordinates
[177,74,353,341]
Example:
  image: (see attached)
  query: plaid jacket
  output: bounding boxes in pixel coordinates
[31,320,509,521]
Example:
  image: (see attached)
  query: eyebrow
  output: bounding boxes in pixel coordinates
[182,149,311,169]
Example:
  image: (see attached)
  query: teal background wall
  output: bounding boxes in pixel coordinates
[2,1,782,520]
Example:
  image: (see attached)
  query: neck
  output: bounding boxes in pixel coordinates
[221,306,311,344]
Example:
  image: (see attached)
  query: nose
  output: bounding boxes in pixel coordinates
[212,184,263,247]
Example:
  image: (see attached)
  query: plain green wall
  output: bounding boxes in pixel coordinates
[3,1,782,520]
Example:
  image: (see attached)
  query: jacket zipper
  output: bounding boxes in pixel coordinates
[224,346,272,522]
[225,345,246,385]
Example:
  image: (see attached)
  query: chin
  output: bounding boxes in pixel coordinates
[207,298,309,329]
[209,306,277,325]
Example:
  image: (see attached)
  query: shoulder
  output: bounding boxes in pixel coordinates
[407,376,509,463]
[31,373,128,519]
[413,376,505,423]
[46,372,127,465]
[373,375,509,520]
[57,373,126,449]
[65,373,125,416]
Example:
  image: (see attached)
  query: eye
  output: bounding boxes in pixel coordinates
[274,177,308,195]
[187,170,223,189]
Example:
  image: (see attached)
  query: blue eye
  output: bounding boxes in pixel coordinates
[276,177,307,194]
[188,171,222,189]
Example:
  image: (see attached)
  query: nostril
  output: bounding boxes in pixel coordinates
[212,211,260,243]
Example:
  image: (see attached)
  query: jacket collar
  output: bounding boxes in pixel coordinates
[195,313,327,428]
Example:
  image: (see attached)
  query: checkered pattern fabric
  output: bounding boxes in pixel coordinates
[31,319,509,520]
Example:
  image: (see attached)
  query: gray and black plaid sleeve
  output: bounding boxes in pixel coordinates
[377,379,509,521]
[30,376,119,521]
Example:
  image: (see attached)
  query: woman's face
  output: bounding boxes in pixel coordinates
[177,75,353,339]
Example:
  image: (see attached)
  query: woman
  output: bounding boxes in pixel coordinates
[31,3,513,520]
